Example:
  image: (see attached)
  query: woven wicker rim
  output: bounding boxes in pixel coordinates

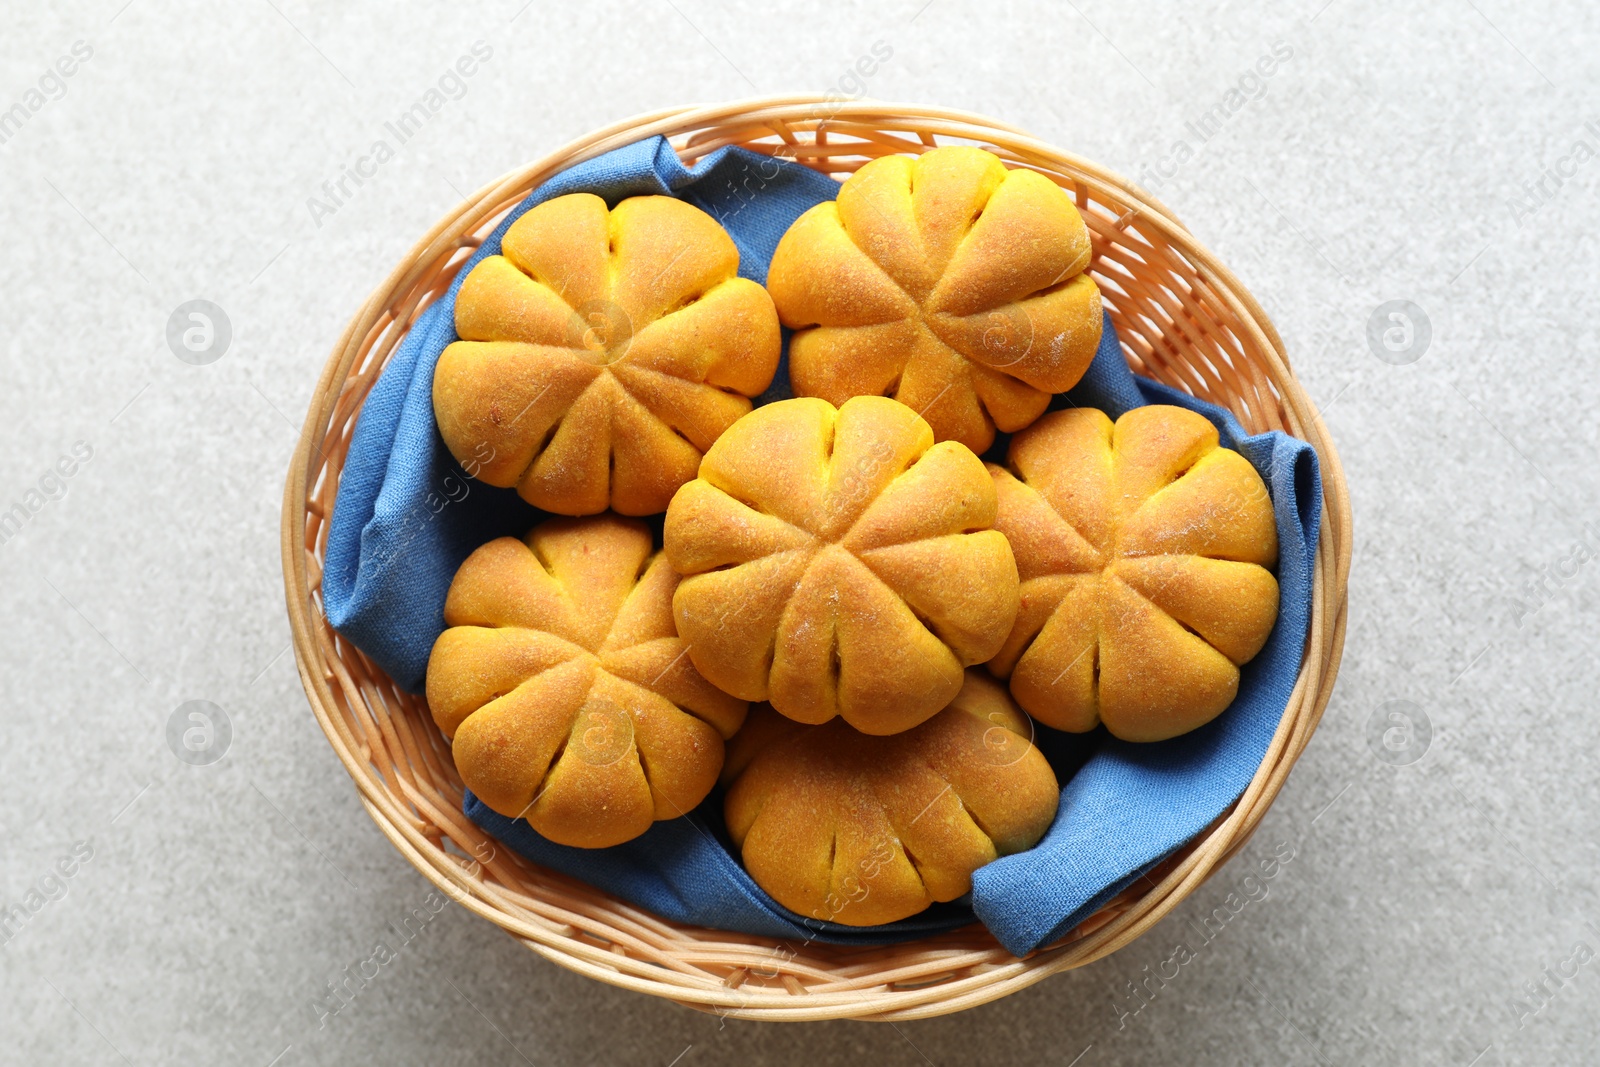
[280,96,1352,1022]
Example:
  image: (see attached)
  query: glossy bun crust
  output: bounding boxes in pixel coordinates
[433,193,781,516]
[987,405,1279,742]
[664,395,1020,736]
[426,516,746,847]
[767,145,1102,454]
[723,671,1060,926]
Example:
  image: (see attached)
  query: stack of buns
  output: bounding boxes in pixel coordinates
[424,147,1279,925]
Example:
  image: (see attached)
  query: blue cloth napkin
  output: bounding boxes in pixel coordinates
[324,137,1322,957]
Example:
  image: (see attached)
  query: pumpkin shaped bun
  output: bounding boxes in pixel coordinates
[433,193,782,516]
[723,671,1059,926]
[426,515,746,848]
[664,395,1020,737]
[766,145,1102,454]
[987,405,1280,743]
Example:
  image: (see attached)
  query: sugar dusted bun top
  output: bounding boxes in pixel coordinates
[433,192,781,517]
[767,145,1103,454]
[722,671,1059,927]
[426,515,746,848]
[664,394,1020,737]
[987,405,1280,742]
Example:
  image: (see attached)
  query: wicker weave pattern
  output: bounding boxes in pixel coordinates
[280,97,1352,1022]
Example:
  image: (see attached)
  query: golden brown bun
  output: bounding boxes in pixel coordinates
[664,395,1020,736]
[433,193,781,517]
[986,405,1279,742]
[766,145,1102,455]
[723,671,1059,926]
[425,515,746,848]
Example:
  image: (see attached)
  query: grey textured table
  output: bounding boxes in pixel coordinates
[3,2,1597,1064]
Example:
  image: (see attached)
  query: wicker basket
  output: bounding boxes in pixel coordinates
[280,97,1352,1022]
